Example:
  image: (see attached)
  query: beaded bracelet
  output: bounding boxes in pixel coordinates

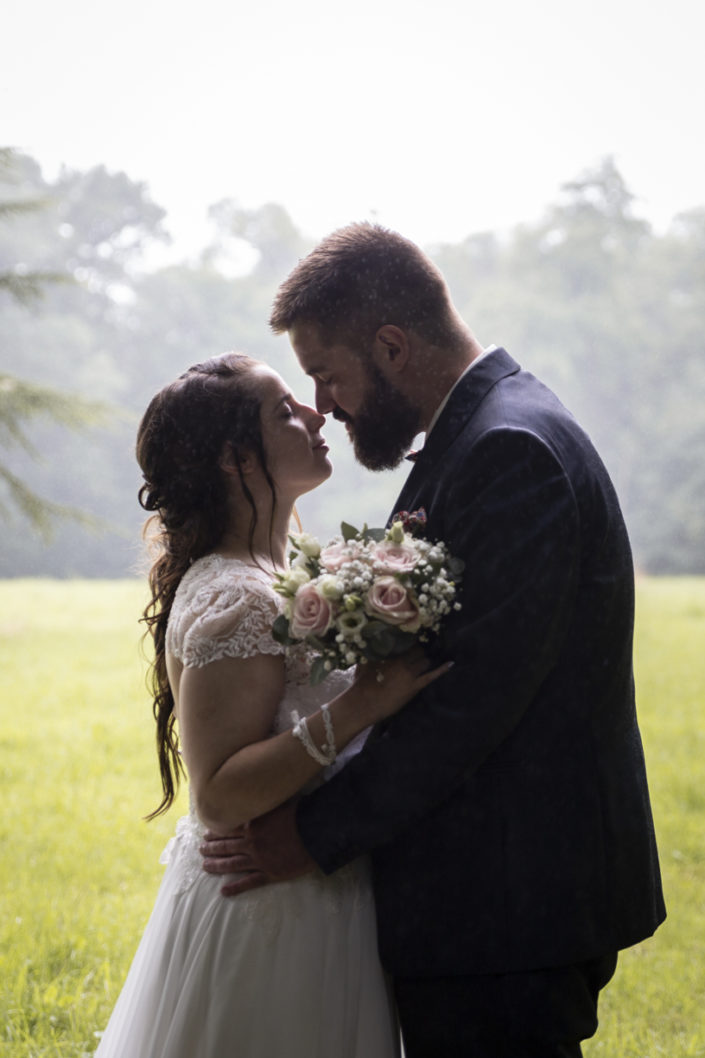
[291,706,336,767]
[320,703,336,758]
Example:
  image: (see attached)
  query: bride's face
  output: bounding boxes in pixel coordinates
[254,366,332,497]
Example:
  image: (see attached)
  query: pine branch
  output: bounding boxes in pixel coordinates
[0,374,110,455]
[0,464,107,541]
[0,270,71,304]
[0,146,18,175]
[0,198,52,219]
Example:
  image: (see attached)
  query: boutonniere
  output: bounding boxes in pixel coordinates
[389,507,428,535]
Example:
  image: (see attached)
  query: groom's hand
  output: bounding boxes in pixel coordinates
[199,800,317,897]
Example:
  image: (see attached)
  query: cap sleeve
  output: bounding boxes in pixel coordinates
[167,560,285,669]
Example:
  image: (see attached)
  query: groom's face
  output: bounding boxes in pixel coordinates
[289,321,421,471]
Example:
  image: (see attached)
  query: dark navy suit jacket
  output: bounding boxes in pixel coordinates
[297,348,665,977]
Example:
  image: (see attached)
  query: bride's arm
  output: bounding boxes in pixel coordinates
[177,651,449,833]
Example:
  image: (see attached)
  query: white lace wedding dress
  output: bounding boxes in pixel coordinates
[94,554,400,1058]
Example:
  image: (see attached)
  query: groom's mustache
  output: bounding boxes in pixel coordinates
[332,406,352,424]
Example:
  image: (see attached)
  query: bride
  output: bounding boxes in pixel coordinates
[94,352,449,1058]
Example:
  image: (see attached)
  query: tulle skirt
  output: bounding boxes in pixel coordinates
[94,831,400,1058]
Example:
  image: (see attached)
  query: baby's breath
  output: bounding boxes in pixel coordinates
[272,520,463,685]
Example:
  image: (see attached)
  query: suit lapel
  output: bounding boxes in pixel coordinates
[388,348,520,522]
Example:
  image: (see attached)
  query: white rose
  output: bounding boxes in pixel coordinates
[291,532,321,558]
[317,574,345,601]
[281,566,311,593]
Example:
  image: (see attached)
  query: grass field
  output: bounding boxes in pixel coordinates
[0,577,703,1056]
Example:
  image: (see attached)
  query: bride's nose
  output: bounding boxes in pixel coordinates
[305,406,326,432]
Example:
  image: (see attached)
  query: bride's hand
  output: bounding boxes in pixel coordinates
[352,649,453,722]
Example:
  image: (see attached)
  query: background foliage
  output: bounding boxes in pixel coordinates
[1,151,703,575]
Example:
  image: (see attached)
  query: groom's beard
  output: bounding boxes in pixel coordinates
[334,362,422,471]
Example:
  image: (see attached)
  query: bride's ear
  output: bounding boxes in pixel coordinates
[219,442,257,478]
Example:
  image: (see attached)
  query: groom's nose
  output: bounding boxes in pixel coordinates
[314,379,336,415]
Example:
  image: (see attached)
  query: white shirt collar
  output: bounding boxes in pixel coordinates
[424,345,497,439]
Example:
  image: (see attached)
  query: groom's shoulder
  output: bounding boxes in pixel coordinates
[484,354,575,425]
[428,348,580,462]
[444,369,588,476]
[457,361,555,429]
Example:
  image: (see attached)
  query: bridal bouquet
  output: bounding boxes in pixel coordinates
[272,518,463,684]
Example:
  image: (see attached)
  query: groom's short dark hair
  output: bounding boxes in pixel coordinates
[269,222,459,349]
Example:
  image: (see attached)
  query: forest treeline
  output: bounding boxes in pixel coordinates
[1,151,703,576]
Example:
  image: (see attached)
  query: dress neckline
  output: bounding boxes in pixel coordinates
[196,552,280,577]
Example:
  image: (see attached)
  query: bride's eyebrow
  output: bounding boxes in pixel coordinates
[273,393,293,411]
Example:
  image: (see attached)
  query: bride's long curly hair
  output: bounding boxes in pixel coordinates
[136,352,275,819]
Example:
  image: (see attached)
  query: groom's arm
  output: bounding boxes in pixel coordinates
[297,427,583,873]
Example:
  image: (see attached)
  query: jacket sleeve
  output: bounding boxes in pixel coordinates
[297,426,581,873]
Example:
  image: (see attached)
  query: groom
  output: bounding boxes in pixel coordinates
[202,223,665,1056]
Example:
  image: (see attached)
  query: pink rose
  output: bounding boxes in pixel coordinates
[372,540,418,574]
[364,576,421,633]
[290,582,333,639]
[320,539,359,572]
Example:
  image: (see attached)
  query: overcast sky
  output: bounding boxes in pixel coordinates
[4,0,704,258]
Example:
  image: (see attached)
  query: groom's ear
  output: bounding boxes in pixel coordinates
[372,325,410,376]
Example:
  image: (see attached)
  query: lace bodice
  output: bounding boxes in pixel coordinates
[166,553,353,729]
[161,554,363,910]
[166,553,286,669]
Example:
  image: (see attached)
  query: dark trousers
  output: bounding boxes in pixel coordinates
[394,952,618,1058]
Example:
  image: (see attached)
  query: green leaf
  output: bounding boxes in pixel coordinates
[340,521,360,542]
[363,624,414,659]
[361,619,388,639]
[309,656,330,685]
[362,526,385,542]
[271,614,293,645]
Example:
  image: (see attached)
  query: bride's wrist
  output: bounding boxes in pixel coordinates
[330,683,380,735]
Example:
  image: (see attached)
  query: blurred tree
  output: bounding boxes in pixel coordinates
[0,148,107,538]
[0,152,702,575]
[205,200,310,280]
[431,157,704,572]
[0,373,105,537]
[0,148,67,304]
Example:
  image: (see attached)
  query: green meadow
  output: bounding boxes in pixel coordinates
[1,577,703,1057]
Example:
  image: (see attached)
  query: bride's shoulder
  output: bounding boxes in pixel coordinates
[176,553,277,606]
[168,555,284,668]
